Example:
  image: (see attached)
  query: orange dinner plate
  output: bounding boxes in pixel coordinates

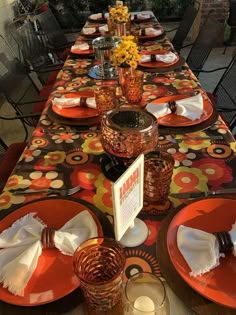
[139,50,179,68]
[0,198,103,306]
[148,94,213,127]
[167,198,236,309]
[52,92,98,119]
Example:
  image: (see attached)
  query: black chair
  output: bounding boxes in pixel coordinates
[35,8,79,53]
[185,11,226,77]
[209,54,236,133]
[8,17,63,81]
[0,35,48,140]
[167,1,200,53]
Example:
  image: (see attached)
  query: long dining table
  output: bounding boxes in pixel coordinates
[1,10,236,315]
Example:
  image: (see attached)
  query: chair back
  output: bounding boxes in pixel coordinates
[0,34,40,128]
[8,17,54,71]
[214,54,236,129]
[36,8,68,49]
[186,11,226,76]
[0,138,7,162]
[172,1,200,53]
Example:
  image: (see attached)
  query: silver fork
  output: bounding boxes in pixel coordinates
[11,185,81,196]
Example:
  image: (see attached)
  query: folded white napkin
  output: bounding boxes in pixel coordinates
[90,13,108,19]
[71,42,90,51]
[146,93,204,121]
[144,28,162,36]
[82,27,96,35]
[177,222,236,276]
[140,51,177,64]
[52,97,96,109]
[131,13,150,20]
[0,211,98,296]
[99,24,109,33]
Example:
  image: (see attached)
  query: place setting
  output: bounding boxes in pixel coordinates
[145,91,219,134]
[130,12,153,23]
[157,197,236,314]
[70,41,94,56]
[0,197,114,306]
[81,24,109,37]
[46,91,100,126]
[88,12,109,23]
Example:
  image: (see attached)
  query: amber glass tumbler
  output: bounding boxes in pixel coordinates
[73,237,126,311]
[124,70,144,104]
[94,86,118,117]
[144,151,174,204]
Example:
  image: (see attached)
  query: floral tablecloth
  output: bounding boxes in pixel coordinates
[1,18,236,286]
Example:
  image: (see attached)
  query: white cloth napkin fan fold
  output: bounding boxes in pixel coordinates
[140,51,177,64]
[177,222,236,276]
[0,211,98,296]
[52,96,96,109]
[146,93,204,121]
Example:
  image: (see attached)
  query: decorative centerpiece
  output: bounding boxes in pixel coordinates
[109,2,130,36]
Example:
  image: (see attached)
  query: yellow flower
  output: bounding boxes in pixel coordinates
[110,36,140,69]
[109,5,129,23]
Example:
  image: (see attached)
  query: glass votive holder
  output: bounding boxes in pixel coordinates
[94,85,118,118]
[100,106,158,158]
[125,70,144,104]
[73,237,126,311]
[124,272,166,315]
[144,151,174,205]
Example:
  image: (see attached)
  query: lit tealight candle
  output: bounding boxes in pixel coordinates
[133,295,155,314]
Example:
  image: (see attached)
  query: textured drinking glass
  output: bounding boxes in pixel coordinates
[144,151,174,204]
[101,106,158,158]
[125,70,144,104]
[94,86,118,117]
[124,272,167,315]
[73,237,126,311]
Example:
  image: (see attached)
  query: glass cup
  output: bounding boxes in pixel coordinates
[124,70,144,104]
[144,151,174,204]
[73,237,126,311]
[100,106,158,159]
[94,85,118,117]
[124,272,167,315]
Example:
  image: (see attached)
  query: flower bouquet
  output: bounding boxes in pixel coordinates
[110,35,140,69]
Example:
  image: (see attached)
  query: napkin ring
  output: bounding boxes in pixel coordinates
[80,97,87,107]
[41,227,56,249]
[151,54,156,62]
[214,231,233,253]
[168,101,177,113]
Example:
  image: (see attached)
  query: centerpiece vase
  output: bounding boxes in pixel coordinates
[114,22,127,36]
[117,64,130,96]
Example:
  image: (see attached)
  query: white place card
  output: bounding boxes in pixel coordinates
[112,154,144,241]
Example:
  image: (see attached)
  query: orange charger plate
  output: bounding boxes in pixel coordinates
[139,50,179,68]
[167,198,236,309]
[0,198,103,306]
[52,92,98,119]
[148,94,213,127]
